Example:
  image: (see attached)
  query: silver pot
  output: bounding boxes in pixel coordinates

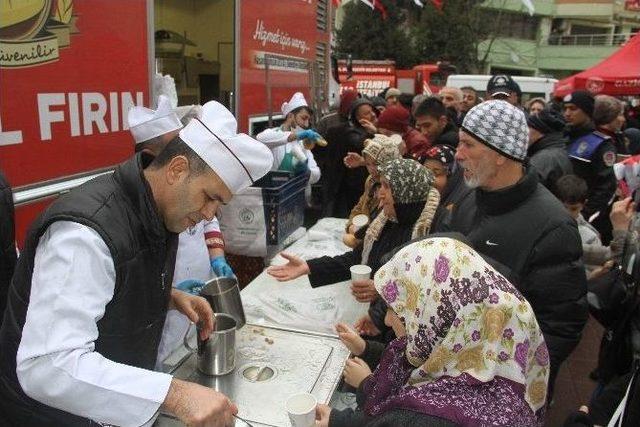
[184,313,237,376]
[200,277,246,329]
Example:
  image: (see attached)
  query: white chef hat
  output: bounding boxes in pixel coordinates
[179,101,274,194]
[128,95,183,144]
[281,92,311,117]
[175,104,203,125]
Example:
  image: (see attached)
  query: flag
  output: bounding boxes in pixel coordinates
[431,0,443,9]
[360,0,374,9]
[521,0,535,15]
[360,0,387,19]
[374,0,388,18]
[332,0,341,6]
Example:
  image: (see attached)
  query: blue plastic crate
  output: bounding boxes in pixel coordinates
[252,171,309,246]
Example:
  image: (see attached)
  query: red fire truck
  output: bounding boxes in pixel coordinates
[338,59,455,97]
[0,0,334,244]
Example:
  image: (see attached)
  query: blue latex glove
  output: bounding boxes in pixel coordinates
[293,159,309,176]
[176,279,205,295]
[210,256,235,278]
[296,129,321,141]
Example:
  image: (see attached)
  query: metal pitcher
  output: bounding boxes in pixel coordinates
[200,277,246,329]
[184,313,237,376]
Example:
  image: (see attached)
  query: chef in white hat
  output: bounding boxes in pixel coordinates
[0,101,273,426]
[127,99,237,370]
[255,92,321,185]
[128,94,183,154]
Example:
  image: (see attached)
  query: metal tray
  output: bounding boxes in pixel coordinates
[157,323,350,427]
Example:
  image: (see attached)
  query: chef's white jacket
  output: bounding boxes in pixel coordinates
[16,221,172,427]
[255,127,321,185]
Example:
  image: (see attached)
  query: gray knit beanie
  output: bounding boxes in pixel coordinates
[461,100,529,162]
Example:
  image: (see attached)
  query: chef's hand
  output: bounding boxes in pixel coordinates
[351,279,378,303]
[335,322,366,356]
[176,279,205,295]
[266,252,310,281]
[210,256,235,278]
[315,404,331,427]
[354,314,381,337]
[343,357,372,388]
[163,378,238,427]
[170,289,214,341]
[296,129,321,141]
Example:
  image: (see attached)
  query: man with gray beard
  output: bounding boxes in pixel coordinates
[445,100,587,400]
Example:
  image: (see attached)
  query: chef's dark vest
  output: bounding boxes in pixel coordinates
[0,153,178,426]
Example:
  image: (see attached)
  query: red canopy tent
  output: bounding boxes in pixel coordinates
[553,33,640,97]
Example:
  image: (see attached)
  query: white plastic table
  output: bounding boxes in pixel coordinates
[242,218,369,335]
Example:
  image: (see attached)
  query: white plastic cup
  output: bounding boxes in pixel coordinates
[351,214,369,231]
[285,392,317,427]
[350,264,372,282]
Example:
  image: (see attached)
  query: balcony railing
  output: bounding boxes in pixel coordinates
[542,32,637,46]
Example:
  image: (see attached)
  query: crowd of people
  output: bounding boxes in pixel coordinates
[268,75,640,426]
[1,73,640,426]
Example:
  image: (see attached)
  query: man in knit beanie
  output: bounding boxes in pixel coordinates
[564,90,617,244]
[447,99,588,399]
[527,108,573,192]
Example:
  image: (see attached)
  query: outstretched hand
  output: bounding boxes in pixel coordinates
[343,357,372,388]
[351,279,378,303]
[266,252,310,282]
[343,152,365,169]
[336,322,366,356]
[354,314,381,337]
[610,197,634,231]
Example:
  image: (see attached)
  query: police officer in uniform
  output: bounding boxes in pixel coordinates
[564,90,617,244]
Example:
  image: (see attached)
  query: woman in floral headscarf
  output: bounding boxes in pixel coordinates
[318,237,549,427]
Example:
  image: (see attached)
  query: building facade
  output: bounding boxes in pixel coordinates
[479,0,640,78]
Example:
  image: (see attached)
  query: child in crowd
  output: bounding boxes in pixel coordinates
[555,175,634,278]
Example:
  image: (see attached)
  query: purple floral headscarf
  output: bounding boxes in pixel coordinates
[367,238,549,426]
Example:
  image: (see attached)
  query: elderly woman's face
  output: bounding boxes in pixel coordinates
[378,177,396,218]
[384,309,406,337]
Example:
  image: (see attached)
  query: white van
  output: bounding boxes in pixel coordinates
[445,74,559,102]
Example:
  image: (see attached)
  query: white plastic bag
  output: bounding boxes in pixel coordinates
[217,187,268,256]
[243,288,344,334]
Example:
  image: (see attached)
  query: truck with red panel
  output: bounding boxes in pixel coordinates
[237,0,333,135]
[0,0,152,246]
[1,0,335,245]
[338,59,455,96]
